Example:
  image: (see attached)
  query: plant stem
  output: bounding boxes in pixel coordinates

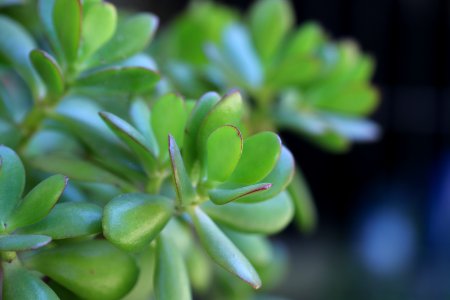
[146,174,165,194]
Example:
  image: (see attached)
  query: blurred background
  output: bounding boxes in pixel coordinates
[116,0,448,299]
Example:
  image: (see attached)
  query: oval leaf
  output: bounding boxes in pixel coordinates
[206,125,243,182]
[103,193,174,251]
[191,207,261,289]
[0,234,51,251]
[209,182,272,205]
[154,236,192,300]
[288,169,317,233]
[52,0,81,63]
[7,174,67,231]
[130,99,159,156]
[29,49,64,100]
[202,191,294,234]
[23,240,139,300]
[19,202,102,239]
[228,132,281,185]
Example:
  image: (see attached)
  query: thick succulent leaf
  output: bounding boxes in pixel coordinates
[0,234,51,251]
[29,49,64,100]
[307,129,350,153]
[29,155,129,187]
[154,236,192,300]
[75,67,160,95]
[268,56,321,87]
[80,2,117,60]
[23,240,139,300]
[52,0,81,63]
[19,202,102,239]
[202,191,294,234]
[274,108,328,136]
[122,246,156,300]
[103,193,173,251]
[186,244,212,293]
[206,125,243,182]
[287,169,317,233]
[321,113,380,141]
[191,207,261,289]
[183,92,221,170]
[7,174,67,231]
[198,91,243,151]
[2,265,59,300]
[100,112,157,174]
[151,93,187,161]
[249,0,294,62]
[222,228,273,268]
[169,135,196,207]
[228,132,281,185]
[0,16,43,97]
[284,22,325,57]
[0,145,25,223]
[209,183,272,205]
[237,146,294,203]
[89,13,158,66]
[130,99,159,156]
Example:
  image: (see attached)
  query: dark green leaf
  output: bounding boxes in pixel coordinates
[209,183,272,205]
[0,234,51,251]
[52,0,81,63]
[103,193,173,251]
[23,240,139,300]
[7,174,67,231]
[20,202,102,239]
[30,49,64,100]
[191,207,261,289]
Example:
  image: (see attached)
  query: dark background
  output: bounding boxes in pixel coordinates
[113,0,450,299]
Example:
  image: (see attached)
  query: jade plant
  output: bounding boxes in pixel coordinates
[0,0,379,299]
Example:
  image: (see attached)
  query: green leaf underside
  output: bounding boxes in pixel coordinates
[202,191,294,234]
[0,234,51,251]
[155,236,192,300]
[191,207,261,289]
[130,100,159,156]
[23,240,139,300]
[53,0,81,63]
[103,193,173,251]
[209,182,272,205]
[29,49,64,99]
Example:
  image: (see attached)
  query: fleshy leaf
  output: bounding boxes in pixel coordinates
[0,145,25,223]
[52,0,81,63]
[103,193,174,251]
[89,13,159,66]
[23,240,139,300]
[2,265,59,300]
[191,207,261,289]
[228,132,281,185]
[206,125,243,182]
[209,183,272,205]
[151,93,187,161]
[202,191,294,234]
[7,174,67,231]
[130,99,159,156]
[0,234,51,251]
[169,135,196,207]
[75,67,160,95]
[29,49,64,100]
[154,236,192,300]
[19,202,102,239]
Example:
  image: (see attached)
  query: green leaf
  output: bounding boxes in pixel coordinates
[3,265,59,300]
[268,56,321,87]
[7,174,67,231]
[29,49,64,100]
[249,0,294,62]
[237,146,294,203]
[20,202,102,239]
[100,111,157,174]
[183,92,221,170]
[103,193,173,252]
[322,113,380,141]
[209,183,272,205]
[80,2,117,60]
[130,99,159,157]
[75,67,160,95]
[228,132,281,185]
[0,145,25,223]
[89,13,159,66]
[287,169,317,233]
[191,207,261,289]
[307,130,350,153]
[206,125,243,182]
[202,191,294,234]
[284,22,325,57]
[0,234,51,251]
[169,135,196,207]
[53,0,81,63]
[151,93,187,161]
[154,236,192,300]
[23,240,139,300]
[0,16,43,97]
[198,91,243,151]
[39,0,62,59]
